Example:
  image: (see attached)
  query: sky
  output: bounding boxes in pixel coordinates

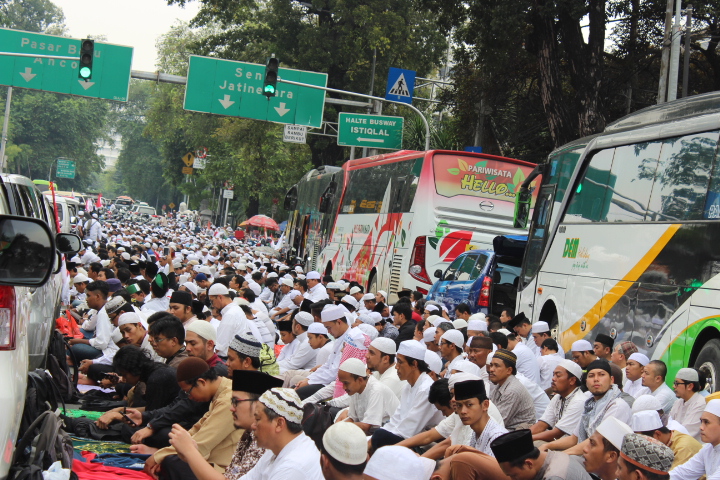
[51,0,201,72]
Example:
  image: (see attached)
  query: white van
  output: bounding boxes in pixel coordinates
[43,194,81,233]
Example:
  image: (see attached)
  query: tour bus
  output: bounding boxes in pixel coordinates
[513,91,720,390]
[31,179,57,193]
[284,149,540,302]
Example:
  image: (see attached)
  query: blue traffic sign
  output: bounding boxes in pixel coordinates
[385,67,415,105]
[464,146,483,153]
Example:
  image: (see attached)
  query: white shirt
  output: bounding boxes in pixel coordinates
[374,365,405,399]
[259,287,274,306]
[307,328,365,385]
[651,382,677,414]
[278,333,317,373]
[670,393,706,442]
[523,334,541,358]
[669,443,720,480]
[271,291,299,316]
[277,337,299,363]
[305,283,329,302]
[383,372,443,439]
[538,354,564,390]
[240,432,323,480]
[215,303,264,357]
[140,295,169,313]
[314,340,334,367]
[517,373,550,420]
[444,354,465,379]
[623,377,651,398]
[538,387,585,435]
[512,342,541,385]
[88,306,112,353]
[347,376,399,427]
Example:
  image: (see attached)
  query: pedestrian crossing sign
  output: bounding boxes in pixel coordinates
[385,67,416,105]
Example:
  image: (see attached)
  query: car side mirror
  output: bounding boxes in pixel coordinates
[56,233,82,254]
[0,215,55,287]
[434,269,443,279]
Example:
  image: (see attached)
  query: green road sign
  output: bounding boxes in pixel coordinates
[337,113,404,150]
[0,28,133,101]
[184,55,327,128]
[56,158,76,179]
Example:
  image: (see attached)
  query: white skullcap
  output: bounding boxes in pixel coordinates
[452,359,481,377]
[676,368,699,382]
[111,327,123,344]
[705,399,720,419]
[596,417,633,451]
[321,305,347,322]
[467,319,487,331]
[73,273,89,284]
[267,272,278,279]
[632,394,663,414]
[532,321,550,333]
[425,304,439,313]
[428,315,443,327]
[322,422,368,466]
[349,286,362,295]
[424,351,442,375]
[363,446,434,480]
[357,323,378,340]
[377,290,387,298]
[370,337,396,355]
[339,358,368,377]
[308,323,328,335]
[281,278,294,287]
[294,311,314,327]
[186,320,217,343]
[628,352,650,366]
[441,329,465,349]
[294,266,303,272]
[326,282,343,290]
[117,312,143,326]
[306,271,321,280]
[631,410,664,432]
[469,312,486,322]
[362,293,375,301]
[249,283,261,296]
[423,327,437,343]
[208,283,229,296]
[571,339,593,352]
[558,359,583,380]
[285,290,300,300]
[182,282,199,296]
[497,328,512,336]
[361,312,381,325]
[452,319,468,329]
[341,296,359,309]
[397,340,427,361]
[448,372,481,391]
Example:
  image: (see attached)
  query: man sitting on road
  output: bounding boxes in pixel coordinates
[530,360,586,444]
[488,349,536,430]
[669,367,706,442]
[641,359,676,414]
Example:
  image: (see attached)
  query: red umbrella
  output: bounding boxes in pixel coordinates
[243,214,280,230]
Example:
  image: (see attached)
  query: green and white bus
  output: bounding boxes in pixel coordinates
[514,91,720,390]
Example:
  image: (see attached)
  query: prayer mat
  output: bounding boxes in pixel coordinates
[71,436,131,455]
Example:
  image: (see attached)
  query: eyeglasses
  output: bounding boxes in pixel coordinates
[149,337,169,345]
[673,381,688,386]
[231,397,256,407]
[186,384,196,396]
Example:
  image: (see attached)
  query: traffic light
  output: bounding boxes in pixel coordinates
[263,56,279,98]
[78,39,94,81]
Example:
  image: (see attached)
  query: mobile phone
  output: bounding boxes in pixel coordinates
[104,373,119,381]
[163,246,170,256]
[121,413,137,427]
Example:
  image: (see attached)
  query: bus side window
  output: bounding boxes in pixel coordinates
[565,149,615,222]
[648,130,719,221]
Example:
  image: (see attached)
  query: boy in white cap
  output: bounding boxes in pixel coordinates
[439,330,465,378]
[669,367,706,442]
[531,360,586,443]
[336,358,399,433]
[365,337,403,398]
[241,388,324,480]
[320,422,368,480]
[208,283,263,358]
[370,340,442,450]
[624,352,651,398]
[582,417,633,480]
[631,410,701,470]
[669,399,720,479]
[305,271,329,302]
[277,312,317,373]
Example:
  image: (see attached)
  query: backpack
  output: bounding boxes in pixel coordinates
[45,330,79,403]
[301,403,335,451]
[9,411,73,480]
[19,370,66,438]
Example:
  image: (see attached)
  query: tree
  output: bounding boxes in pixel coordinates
[0,0,65,34]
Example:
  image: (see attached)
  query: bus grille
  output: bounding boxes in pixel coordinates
[389,254,403,294]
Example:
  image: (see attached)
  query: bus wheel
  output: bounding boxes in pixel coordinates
[695,339,720,394]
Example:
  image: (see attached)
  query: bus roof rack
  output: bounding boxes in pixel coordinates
[605,91,720,133]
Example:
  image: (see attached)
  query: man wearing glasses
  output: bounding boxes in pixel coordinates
[669,368,706,442]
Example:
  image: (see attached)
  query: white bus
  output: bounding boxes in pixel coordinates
[285,149,539,302]
[514,91,720,389]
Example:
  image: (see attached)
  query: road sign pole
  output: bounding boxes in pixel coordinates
[0,86,11,173]
[278,78,431,150]
[223,197,230,226]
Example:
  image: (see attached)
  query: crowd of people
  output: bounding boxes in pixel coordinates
[61,215,720,480]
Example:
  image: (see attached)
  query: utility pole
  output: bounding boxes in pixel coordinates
[682,5,693,98]
[0,86,12,173]
[657,0,674,103]
[667,0,683,102]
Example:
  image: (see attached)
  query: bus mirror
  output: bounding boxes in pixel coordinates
[284,186,298,210]
[434,269,443,279]
[514,190,532,229]
[319,194,334,214]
